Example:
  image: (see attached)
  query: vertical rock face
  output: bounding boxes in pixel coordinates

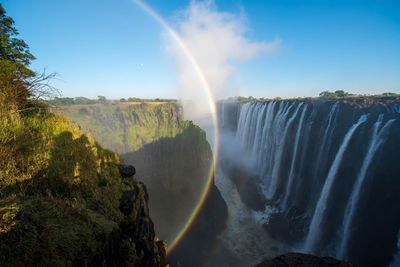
[117,178,167,267]
[121,122,214,243]
[167,178,229,267]
[218,97,400,267]
[57,102,229,265]
[0,110,167,266]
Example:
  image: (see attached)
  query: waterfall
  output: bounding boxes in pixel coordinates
[267,103,303,199]
[303,114,367,253]
[228,99,400,266]
[280,104,308,209]
[337,116,396,259]
[311,102,340,184]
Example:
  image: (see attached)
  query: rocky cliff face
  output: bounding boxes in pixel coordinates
[57,102,183,154]
[255,253,352,267]
[57,101,229,264]
[218,97,400,267]
[167,177,229,267]
[0,110,167,266]
[121,121,215,242]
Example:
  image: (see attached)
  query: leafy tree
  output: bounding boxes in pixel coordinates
[97,95,107,104]
[319,90,354,99]
[0,5,35,66]
[0,4,55,110]
[381,92,400,97]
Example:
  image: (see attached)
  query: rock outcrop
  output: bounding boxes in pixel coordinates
[255,253,352,267]
[0,109,167,266]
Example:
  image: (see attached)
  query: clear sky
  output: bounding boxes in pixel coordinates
[3,0,400,99]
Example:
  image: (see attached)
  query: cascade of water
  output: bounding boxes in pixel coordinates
[337,116,396,259]
[221,101,225,128]
[311,103,340,180]
[236,103,252,149]
[267,103,304,199]
[303,114,368,253]
[259,102,289,182]
[250,104,268,162]
[256,102,277,171]
[280,104,309,209]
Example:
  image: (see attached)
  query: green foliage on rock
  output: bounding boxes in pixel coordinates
[122,121,213,242]
[58,102,184,153]
[57,101,214,243]
[0,106,168,266]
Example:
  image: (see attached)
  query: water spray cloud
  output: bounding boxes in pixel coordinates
[132,0,219,254]
[167,0,281,119]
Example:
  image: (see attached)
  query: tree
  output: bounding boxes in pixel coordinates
[97,95,107,104]
[0,4,56,110]
[334,90,347,97]
[0,5,35,66]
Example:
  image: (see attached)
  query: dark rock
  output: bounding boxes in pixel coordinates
[119,183,168,267]
[156,240,168,267]
[255,253,352,267]
[118,164,136,178]
[119,188,138,215]
[168,178,229,267]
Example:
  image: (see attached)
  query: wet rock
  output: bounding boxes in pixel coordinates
[118,164,136,178]
[255,253,352,267]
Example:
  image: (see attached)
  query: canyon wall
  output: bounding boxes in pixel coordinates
[219,97,400,267]
[58,102,228,265]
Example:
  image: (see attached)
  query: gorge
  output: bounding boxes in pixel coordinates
[56,96,400,267]
[218,96,400,267]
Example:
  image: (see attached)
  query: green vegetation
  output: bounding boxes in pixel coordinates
[48,96,177,106]
[0,5,165,266]
[122,120,213,242]
[58,102,184,153]
[318,90,355,99]
[229,90,400,103]
[57,101,214,243]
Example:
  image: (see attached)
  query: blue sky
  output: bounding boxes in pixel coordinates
[3,0,400,99]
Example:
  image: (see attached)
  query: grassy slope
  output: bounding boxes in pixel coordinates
[0,108,163,266]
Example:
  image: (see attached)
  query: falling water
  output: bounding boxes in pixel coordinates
[280,104,308,209]
[267,103,303,199]
[219,99,400,267]
[303,114,367,253]
[337,116,396,259]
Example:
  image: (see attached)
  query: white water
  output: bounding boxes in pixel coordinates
[337,116,396,259]
[267,103,303,199]
[214,166,284,266]
[280,104,308,209]
[311,102,339,181]
[304,114,368,253]
[223,100,399,265]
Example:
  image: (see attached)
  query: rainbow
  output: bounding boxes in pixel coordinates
[132,0,220,254]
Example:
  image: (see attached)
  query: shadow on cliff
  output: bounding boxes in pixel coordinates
[121,125,229,267]
[0,131,105,266]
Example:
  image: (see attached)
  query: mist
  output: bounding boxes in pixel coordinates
[165,0,280,122]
